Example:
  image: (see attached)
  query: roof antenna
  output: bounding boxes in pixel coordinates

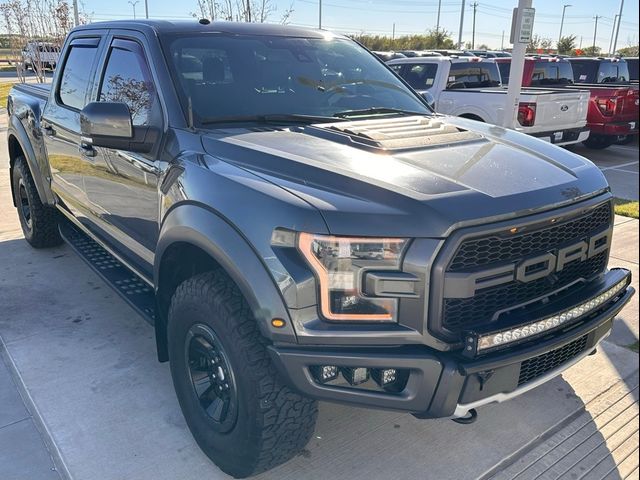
[187,96,194,129]
[199,18,211,25]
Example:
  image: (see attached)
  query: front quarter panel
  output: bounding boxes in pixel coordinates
[156,153,329,342]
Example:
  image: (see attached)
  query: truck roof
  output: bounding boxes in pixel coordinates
[388,56,494,64]
[72,19,341,39]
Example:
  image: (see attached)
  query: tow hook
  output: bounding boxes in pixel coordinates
[452,408,478,425]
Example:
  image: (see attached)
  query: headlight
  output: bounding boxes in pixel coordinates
[298,233,408,322]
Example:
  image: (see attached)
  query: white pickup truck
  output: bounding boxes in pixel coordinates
[388,56,591,146]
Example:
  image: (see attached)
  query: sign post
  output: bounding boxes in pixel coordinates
[502,0,535,129]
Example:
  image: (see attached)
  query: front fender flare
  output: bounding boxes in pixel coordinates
[155,204,297,345]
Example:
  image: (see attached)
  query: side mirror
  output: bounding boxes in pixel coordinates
[421,91,436,110]
[80,102,155,153]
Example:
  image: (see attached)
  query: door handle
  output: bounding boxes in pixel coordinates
[79,144,97,158]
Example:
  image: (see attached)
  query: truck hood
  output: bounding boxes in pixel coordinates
[201,115,609,237]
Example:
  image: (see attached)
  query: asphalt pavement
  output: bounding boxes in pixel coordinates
[0,111,638,480]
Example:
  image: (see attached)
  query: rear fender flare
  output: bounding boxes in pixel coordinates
[7,116,55,206]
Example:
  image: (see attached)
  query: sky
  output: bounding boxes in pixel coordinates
[73,0,640,50]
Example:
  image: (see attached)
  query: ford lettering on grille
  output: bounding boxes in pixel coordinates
[443,229,611,299]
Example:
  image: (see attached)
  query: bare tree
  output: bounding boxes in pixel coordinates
[192,0,293,24]
[0,0,90,83]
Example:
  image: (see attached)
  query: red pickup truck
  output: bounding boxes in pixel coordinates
[496,57,639,149]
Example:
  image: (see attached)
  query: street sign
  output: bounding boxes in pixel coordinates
[509,7,536,44]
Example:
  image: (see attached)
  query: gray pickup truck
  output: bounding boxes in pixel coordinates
[6,20,634,478]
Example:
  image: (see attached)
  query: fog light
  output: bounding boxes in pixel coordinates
[310,365,339,384]
[371,368,397,387]
[341,367,369,385]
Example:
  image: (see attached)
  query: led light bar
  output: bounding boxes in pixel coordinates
[475,279,628,353]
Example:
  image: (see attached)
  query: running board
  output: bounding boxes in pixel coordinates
[59,221,156,326]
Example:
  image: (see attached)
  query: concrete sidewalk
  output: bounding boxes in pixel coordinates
[0,112,638,479]
[0,348,62,480]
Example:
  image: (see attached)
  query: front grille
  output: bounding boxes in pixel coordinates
[518,335,589,386]
[448,203,611,271]
[444,251,608,330]
[441,202,612,334]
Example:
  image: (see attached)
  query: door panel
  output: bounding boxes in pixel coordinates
[42,36,102,223]
[82,36,162,275]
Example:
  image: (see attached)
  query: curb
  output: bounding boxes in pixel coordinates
[0,335,73,480]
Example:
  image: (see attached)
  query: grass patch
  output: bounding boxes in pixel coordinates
[614,198,639,219]
[0,82,16,108]
[627,341,639,353]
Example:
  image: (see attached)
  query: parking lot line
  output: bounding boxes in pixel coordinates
[600,161,639,171]
[609,145,640,153]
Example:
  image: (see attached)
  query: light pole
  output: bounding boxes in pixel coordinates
[612,0,625,55]
[128,0,139,19]
[457,0,466,49]
[318,0,322,29]
[592,15,601,51]
[145,0,149,19]
[558,5,572,46]
[609,14,620,54]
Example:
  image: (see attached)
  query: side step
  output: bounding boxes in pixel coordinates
[59,221,156,326]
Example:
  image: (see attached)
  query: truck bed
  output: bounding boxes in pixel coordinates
[12,82,51,101]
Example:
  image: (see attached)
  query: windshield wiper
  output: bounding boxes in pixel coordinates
[332,107,428,119]
[199,113,338,125]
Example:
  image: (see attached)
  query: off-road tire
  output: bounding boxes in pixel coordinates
[12,156,62,248]
[583,134,615,150]
[168,271,318,478]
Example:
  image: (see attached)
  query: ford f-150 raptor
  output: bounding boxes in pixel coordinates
[6,20,634,478]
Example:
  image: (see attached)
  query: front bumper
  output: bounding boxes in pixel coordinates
[269,268,634,418]
[531,127,590,146]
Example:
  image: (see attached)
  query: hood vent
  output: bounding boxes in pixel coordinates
[313,115,483,151]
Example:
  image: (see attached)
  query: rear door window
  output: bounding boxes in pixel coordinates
[400,63,438,89]
[597,62,629,83]
[531,61,574,85]
[497,62,511,84]
[446,62,501,88]
[57,39,99,110]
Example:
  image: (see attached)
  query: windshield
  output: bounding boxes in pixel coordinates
[162,33,431,125]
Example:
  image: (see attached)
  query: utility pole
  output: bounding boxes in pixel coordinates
[72,0,79,25]
[392,22,396,41]
[501,30,505,50]
[436,0,442,35]
[609,14,620,54]
[592,15,601,51]
[558,4,572,46]
[457,0,466,49]
[471,2,478,49]
[246,0,251,22]
[128,0,139,19]
[579,36,583,48]
[145,0,149,19]
[612,0,624,55]
[318,0,322,29]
